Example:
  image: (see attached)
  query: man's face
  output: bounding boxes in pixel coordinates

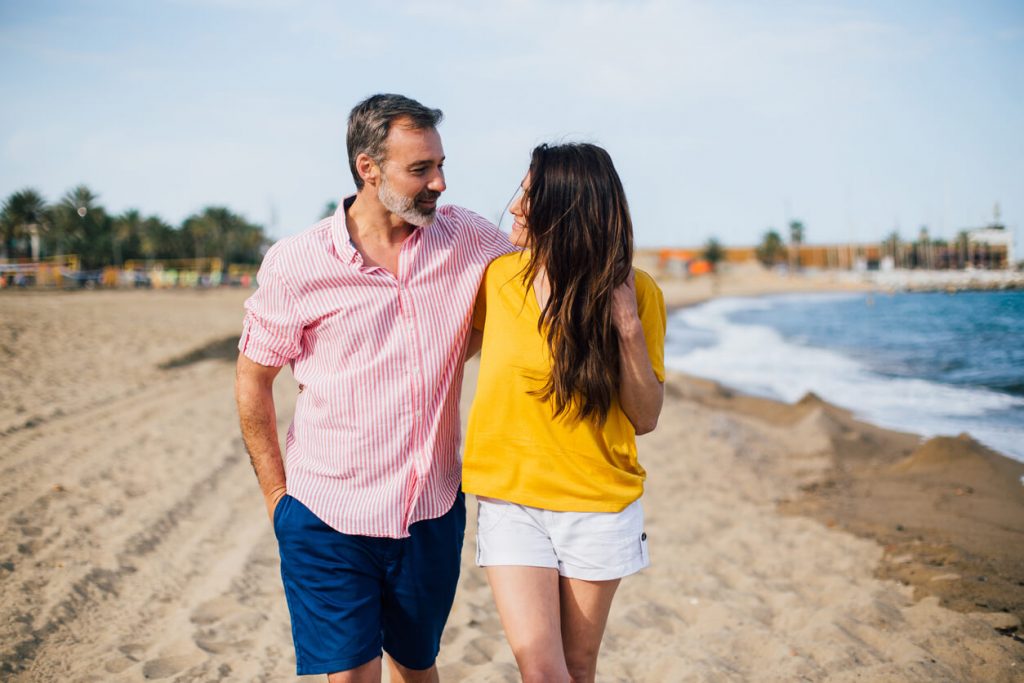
[376,119,446,226]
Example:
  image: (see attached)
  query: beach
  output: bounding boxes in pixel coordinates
[1,270,1022,681]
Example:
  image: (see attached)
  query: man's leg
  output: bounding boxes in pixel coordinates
[385,656,439,683]
[381,493,466,677]
[328,657,382,683]
[275,495,386,677]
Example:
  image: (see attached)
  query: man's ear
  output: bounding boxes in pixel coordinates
[356,153,380,188]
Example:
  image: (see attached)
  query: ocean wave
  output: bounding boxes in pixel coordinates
[665,295,1024,462]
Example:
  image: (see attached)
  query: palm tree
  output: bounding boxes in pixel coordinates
[112,209,144,266]
[55,185,108,268]
[883,231,901,268]
[182,209,222,262]
[183,206,268,268]
[756,229,786,267]
[955,230,970,270]
[788,219,805,271]
[224,219,267,264]
[58,185,99,220]
[1,189,50,261]
[917,225,932,269]
[703,238,725,273]
[138,215,174,262]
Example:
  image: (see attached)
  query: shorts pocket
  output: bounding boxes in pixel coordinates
[475,496,512,534]
[272,494,292,535]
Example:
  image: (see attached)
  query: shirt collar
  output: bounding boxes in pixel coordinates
[331,195,360,265]
[331,194,431,267]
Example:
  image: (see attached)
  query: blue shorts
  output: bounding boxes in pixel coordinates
[273,493,465,675]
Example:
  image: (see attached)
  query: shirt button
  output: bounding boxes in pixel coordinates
[415,410,422,417]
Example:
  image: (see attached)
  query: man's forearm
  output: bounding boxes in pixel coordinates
[236,372,287,518]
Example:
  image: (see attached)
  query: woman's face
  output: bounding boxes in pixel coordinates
[509,172,530,248]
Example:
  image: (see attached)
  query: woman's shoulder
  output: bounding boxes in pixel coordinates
[632,267,663,296]
[486,250,529,278]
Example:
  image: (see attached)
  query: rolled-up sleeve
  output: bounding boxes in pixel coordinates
[238,251,303,367]
[636,270,667,383]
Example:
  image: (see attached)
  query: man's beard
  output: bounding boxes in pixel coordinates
[378,173,439,227]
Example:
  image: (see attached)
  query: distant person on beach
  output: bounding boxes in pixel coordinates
[462,143,666,682]
[234,93,511,682]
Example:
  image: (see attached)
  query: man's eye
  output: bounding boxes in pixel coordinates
[410,168,425,175]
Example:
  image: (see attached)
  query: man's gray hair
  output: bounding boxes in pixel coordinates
[347,94,444,190]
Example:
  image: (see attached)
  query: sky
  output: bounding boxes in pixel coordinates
[1,0,1022,250]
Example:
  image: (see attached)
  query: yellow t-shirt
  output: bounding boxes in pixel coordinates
[462,251,666,512]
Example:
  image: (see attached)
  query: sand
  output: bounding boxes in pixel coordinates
[1,269,1022,681]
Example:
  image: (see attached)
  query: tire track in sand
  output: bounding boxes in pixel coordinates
[1,361,300,681]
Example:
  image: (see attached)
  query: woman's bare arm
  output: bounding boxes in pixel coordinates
[611,271,664,435]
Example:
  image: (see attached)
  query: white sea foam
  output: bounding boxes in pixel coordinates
[666,296,1024,461]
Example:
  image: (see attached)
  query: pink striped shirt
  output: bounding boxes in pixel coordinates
[239,198,512,538]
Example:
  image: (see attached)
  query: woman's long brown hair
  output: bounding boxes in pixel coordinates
[521,143,634,423]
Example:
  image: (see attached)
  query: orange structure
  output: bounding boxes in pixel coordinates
[656,248,715,276]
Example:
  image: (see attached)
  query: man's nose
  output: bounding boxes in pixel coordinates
[428,169,446,193]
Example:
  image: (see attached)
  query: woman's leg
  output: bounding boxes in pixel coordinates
[486,566,571,683]
[558,577,620,683]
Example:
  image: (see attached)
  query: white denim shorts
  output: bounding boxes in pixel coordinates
[475,496,649,581]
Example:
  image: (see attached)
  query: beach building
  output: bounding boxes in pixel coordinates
[967,225,1014,269]
[642,222,1015,276]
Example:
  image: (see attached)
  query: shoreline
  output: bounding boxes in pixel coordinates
[672,371,1024,626]
[649,266,1024,627]
[657,268,1021,463]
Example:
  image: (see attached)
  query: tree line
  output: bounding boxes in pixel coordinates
[754,220,805,269]
[698,220,807,272]
[749,221,1003,270]
[0,186,270,270]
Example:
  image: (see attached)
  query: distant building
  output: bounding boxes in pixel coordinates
[639,204,1015,275]
[963,203,1014,268]
[967,227,1014,268]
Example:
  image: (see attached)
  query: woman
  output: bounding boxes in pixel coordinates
[463,142,666,682]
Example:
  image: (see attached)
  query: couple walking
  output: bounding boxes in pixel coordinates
[234,93,666,682]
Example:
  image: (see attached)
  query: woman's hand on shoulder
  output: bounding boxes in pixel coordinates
[611,270,641,335]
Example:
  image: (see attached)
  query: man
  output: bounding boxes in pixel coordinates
[235,94,511,682]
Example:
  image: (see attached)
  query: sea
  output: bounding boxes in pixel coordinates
[665,289,1024,462]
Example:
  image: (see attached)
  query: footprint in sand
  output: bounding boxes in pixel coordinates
[189,596,237,625]
[118,643,147,660]
[141,653,203,679]
[103,655,135,674]
[190,596,266,656]
[194,636,254,655]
